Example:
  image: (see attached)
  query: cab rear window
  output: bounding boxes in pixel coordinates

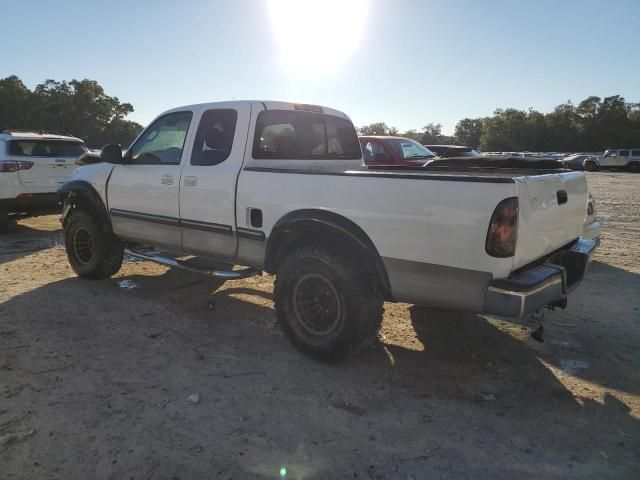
[253,110,361,160]
[8,140,87,157]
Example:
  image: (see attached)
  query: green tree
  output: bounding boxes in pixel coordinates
[544,102,580,152]
[0,76,34,129]
[0,75,142,147]
[358,122,398,136]
[596,95,633,149]
[419,123,443,144]
[454,118,485,148]
[401,129,422,141]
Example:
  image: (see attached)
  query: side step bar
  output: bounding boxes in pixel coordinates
[124,248,261,280]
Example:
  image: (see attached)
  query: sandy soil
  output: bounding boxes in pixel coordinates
[1,172,639,479]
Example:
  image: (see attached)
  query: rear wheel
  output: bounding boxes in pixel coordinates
[274,247,383,362]
[584,161,597,172]
[64,209,123,279]
[628,162,640,173]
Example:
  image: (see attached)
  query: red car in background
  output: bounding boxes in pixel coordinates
[359,136,435,166]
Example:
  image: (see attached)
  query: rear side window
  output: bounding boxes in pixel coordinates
[619,150,629,157]
[362,141,389,162]
[253,110,361,160]
[8,140,87,157]
[325,115,361,157]
[632,150,640,156]
[191,109,238,166]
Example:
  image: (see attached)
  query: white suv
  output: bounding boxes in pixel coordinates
[0,130,87,233]
[584,148,640,172]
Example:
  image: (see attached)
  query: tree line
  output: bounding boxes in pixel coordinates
[359,95,640,152]
[2,76,639,153]
[0,75,142,148]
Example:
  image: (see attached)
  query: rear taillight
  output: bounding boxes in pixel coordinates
[486,197,519,257]
[0,161,34,172]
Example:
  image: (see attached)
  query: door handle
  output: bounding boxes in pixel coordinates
[183,176,197,187]
[161,174,174,185]
[557,189,568,205]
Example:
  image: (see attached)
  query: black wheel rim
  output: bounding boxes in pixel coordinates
[73,227,94,265]
[292,273,342,336]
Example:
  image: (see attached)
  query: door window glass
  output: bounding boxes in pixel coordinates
[631,150,640,156]
[619,150,629,157]
[128,111,192,165]
[387,139,435,160]
[191,109,238,166]
[363,141,388,162]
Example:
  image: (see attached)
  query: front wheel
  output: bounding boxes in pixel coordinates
[64,209,123,279]
[584,161,597,172]
[274,247,383,362]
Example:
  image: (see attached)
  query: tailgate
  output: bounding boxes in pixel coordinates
[513,171,588,269]
[18,156,76,189]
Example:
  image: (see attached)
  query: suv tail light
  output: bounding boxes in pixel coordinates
[0,161,34,172]
[486,197,519,257]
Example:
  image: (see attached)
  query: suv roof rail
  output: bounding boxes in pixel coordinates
[0,128,74,137]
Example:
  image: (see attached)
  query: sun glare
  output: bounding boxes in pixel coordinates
[268,0,369,74]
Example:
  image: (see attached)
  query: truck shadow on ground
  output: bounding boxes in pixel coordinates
[2,262,639,478]
[57,259,640,402]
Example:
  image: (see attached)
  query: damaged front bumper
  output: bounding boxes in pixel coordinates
[484,238,597,317]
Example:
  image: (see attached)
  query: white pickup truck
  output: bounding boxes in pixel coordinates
[60,101,597,361]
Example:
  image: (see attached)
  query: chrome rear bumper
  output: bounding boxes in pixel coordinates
[582,219,601,244]
[484,238,597,317]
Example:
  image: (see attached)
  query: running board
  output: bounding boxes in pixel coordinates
[124,248,260,280]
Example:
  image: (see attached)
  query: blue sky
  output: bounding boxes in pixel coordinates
[3,0,639,133]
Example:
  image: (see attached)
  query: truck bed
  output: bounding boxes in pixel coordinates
[362,160,589,271]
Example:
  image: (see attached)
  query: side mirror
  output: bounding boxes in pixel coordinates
[75,152,103,166]
[101,144,124,164]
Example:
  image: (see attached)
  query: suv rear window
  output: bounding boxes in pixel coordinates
[253,110,361,160]
[8,140,87,157]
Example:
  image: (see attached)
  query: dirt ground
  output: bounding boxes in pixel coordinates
[1,172,639,479]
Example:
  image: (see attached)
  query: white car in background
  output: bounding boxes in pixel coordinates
[584,148,640,172]
[0,130,87,233]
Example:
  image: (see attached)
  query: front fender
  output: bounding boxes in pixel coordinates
[58,180,111,230]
